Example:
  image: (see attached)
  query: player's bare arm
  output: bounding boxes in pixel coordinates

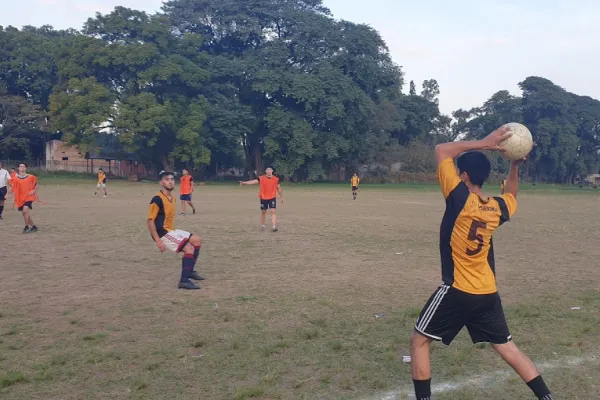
[277,184,283,203]
[503,159,525,198]
[434,126,512,164]
[239,179,259,185]
[147,218,166,252]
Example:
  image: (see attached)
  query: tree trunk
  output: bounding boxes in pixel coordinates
[252,141,263,178]
[161,155,173,172]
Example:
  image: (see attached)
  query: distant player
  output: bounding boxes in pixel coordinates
[239,167,283,232]
[147,171,204,290]
[179,168,196,216]
[94,168,107,197]
[0,161,12,220]
[11,163,39,233]
[351,173,360,200]
[410,127,553,400]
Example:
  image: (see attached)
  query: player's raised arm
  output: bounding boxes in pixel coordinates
[239,179,259,185]
[434,126,511,164]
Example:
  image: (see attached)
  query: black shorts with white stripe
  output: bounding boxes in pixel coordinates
[414,284,512,345]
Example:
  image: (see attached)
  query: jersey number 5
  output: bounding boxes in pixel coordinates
[466,220,487,256]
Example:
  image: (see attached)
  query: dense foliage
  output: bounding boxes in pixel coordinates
[1,0,599,182]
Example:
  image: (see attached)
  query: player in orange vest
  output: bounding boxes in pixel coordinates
[11,162,39,233]
[239,167,284,232]
[179,168,196,215]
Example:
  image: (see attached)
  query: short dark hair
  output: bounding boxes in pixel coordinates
[18,162,27,168]
[456,151,491,187]
[159,171,174,180]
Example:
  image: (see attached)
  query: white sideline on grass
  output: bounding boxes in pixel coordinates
[369,355,597,400]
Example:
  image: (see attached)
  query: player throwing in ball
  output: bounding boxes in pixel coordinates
[147,171,204,290]
[94,168,107,197]
[179,168,196,216]
[410,127,553,400]
[351,173,360,200]
[240,167,283,232]
[11,163,39,233]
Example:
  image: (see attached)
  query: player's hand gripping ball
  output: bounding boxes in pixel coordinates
[498,122,533,161]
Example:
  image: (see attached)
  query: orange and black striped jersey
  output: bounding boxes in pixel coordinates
[438,158,517,295]
[97,171,106,184]
[147,191,175,237]
[351,176,360,187]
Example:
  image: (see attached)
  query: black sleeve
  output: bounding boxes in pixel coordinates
[150,195,163,208]
[190,176,194,182]
[493,196,510,226]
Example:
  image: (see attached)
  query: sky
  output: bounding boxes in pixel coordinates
[1,0,599,115]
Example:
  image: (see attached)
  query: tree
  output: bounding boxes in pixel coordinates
[420,79,440,104]
[0,95,46,159]
[49,8,212,170]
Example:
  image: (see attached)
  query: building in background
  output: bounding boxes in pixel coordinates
[45,136,148,179]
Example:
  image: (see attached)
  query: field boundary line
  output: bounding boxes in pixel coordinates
[368,354,598,400]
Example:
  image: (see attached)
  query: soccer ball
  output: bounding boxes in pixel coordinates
[499,122,533,161]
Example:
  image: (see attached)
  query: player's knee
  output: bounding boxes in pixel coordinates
[492,341,520,361]
[410,329,431,348]
[182,243,194,255]
[189,235,201,247]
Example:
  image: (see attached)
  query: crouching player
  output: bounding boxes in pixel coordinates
[147,171,205,290]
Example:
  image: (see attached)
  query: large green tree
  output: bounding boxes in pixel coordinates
[49,8,212,170]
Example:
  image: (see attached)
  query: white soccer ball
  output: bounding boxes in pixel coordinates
[499,122,533,161]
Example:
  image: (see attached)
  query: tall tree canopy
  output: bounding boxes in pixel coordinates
[0,0,599,183]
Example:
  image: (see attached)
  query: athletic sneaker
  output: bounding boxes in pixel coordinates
[178,281,200,290]
[180,213,185,216]
[29,226,38,233]
[260,225,265,232]
[272,226,278,232]
[23,226,30,234]
[192,208,196,215]
[190,271,205,281]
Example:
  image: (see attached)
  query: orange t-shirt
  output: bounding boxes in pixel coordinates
[12,174,38,207]
[180,175,193,195]
[259,175,279,200]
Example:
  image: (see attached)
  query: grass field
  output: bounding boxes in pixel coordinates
[1,180,599,400]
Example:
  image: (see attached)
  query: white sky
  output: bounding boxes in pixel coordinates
[1,0,599,115]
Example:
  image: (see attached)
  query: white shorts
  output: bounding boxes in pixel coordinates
[97,183,106,188]
[160,229,191,253]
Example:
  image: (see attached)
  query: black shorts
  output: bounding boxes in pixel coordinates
[352,186,358,191]
[260,198,276,210]
[180,194,192,201]
[0,186,6,201]
[18,201,33,212]
[414,285,512,345]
